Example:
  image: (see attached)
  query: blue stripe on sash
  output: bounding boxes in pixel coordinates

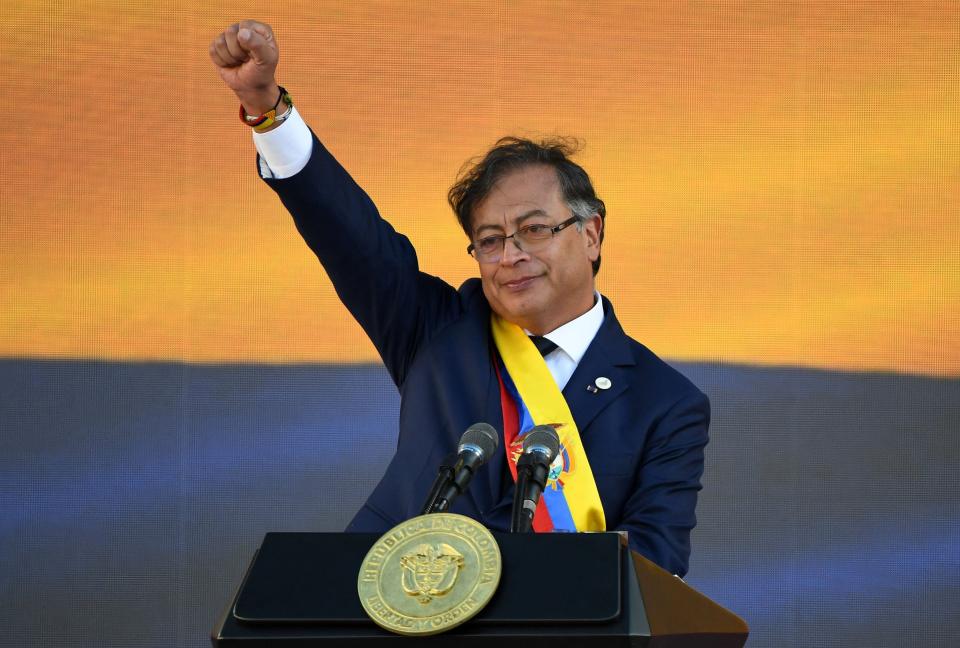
[542,485,577,531]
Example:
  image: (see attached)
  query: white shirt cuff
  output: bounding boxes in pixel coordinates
[252,106,313,179]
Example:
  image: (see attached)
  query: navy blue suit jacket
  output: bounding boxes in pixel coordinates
[263,133,709,577]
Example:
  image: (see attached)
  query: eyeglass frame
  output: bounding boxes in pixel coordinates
[466,215,582,262]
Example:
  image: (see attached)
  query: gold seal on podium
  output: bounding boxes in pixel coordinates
[357,513,502,636]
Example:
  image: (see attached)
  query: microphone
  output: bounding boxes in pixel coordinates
[511,425,560,533]
[427,423,499,513]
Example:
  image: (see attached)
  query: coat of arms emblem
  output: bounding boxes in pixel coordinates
[400,543,465,604]
[358,514,501,635]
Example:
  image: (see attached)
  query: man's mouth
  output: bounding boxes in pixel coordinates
[502,276,539,291]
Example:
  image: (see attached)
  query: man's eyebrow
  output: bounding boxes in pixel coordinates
[514,209,548,225]
[474,223,504,236]
[474,209,549,236]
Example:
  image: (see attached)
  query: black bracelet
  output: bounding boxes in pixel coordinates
[240,86,291,125]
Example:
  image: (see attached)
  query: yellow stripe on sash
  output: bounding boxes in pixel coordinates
[491,314,606,532]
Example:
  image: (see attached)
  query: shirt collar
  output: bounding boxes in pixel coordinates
[529,292,604,364]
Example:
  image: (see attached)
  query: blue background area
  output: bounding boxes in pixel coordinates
[1,359,958,647]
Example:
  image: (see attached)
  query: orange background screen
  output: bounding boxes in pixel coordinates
[2,1,957,376]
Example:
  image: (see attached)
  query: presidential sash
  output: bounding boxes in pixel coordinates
[490,314,606,533]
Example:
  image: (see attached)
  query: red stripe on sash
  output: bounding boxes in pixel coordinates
[493,356,554,532]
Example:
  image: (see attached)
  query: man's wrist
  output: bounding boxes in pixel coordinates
[237,82,281,116]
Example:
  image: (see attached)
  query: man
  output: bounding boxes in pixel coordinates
[210,20,709,576]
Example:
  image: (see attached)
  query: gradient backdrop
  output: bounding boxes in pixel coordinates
[2,2,958,647]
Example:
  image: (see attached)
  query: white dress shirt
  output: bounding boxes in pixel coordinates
[528,294,604,390]
[253,108,314,179]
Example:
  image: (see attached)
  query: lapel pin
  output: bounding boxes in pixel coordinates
[586,384,599,393]
[595,377,612,390]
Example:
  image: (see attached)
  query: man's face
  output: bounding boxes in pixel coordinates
[471,164,601,335]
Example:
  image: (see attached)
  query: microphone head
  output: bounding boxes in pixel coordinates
[458,422,499,464]
[522,425,560,463]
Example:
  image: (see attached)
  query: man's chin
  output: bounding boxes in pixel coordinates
[490,296,545,329]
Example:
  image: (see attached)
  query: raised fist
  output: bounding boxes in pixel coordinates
[209,20,280,115]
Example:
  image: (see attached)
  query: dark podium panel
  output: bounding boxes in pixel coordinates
[212,532,747,647]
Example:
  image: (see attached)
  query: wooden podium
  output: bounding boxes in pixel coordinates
[212,532,747,647]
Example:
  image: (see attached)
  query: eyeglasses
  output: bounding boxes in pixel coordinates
[467,215,581,263]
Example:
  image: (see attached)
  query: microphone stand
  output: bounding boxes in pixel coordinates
[420,453,458,515]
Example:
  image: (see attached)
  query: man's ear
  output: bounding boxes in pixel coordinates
[582,214,603,260]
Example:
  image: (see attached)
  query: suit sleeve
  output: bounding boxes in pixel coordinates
[261,131,461,386]
[616,390,710,577]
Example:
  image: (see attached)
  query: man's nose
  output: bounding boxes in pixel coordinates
[499,236,528,265]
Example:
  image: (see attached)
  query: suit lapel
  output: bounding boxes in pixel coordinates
[481,361,508,512]
[562,297,636,435]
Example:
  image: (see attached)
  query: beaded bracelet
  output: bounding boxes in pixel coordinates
[239,86,293,132]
